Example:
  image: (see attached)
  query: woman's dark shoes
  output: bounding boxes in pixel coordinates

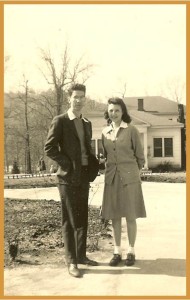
[78,257,98,266]
[109,254,122,266]
[125,253,135,266]
[68,264,81,277]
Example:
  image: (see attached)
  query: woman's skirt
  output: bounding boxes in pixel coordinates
[101,171,146,220]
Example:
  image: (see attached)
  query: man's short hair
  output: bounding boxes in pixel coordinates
[68,83,86,96]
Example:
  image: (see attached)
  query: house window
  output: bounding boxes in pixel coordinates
[153,138,173,157]
[154,138,162,157]
[164,138,173,157]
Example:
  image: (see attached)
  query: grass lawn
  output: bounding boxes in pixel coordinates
[4,171,186,189]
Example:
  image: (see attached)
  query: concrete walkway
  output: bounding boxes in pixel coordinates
[4,174,105,206]
[4,178,186,297]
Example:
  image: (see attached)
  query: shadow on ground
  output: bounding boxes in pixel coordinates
[11,257,186,278]
[84,258,186,277]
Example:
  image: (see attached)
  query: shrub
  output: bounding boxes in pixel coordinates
[152,161,173,173]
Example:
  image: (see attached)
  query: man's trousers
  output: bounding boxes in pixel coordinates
[58,167,90,264]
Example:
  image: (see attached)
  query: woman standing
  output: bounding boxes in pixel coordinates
[101,98,146,267]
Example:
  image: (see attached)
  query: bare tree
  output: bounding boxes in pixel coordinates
[5,77,33,173]
[4,92,25,173]
[112,79,128,99]
[4,88,56,173]
[16,78,32,173]
[39,46,94,115]
[24,80,32,173]
[159,77,186,104]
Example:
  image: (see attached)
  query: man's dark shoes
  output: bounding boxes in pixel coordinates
[109,254,122,266]
[78,257,98,266]
[68,264,81,277]
[125,253,135,266]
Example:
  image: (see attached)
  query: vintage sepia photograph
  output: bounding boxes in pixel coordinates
[3,1,187,298]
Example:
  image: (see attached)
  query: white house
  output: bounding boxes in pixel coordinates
[129,109,183,169]
[86,96,185,170]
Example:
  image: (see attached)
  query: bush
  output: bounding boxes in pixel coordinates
[152,161,173,173]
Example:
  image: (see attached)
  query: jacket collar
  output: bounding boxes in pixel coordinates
[104,121,128,134]
[67,108,89,123]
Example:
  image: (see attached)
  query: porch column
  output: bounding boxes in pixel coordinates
[143,130,148,168]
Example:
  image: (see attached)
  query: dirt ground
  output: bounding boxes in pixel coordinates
[4,198,111,268]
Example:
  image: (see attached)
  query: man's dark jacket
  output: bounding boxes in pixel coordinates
[44,113,99,186]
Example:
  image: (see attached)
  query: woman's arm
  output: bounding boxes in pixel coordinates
[131,126,145,169]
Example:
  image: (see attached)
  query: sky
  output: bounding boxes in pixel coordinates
[4,4,186,104]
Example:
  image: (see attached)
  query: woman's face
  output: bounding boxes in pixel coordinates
[108,103,123,124]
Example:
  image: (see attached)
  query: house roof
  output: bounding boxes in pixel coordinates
[85,96,185,129]
[130,110,184,127]
[124,96,184,114]
[86,110,183,129]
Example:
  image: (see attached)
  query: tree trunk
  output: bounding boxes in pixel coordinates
[4,139,9,173]
[56,87,62,115]
[25,81,32,174]
[178,104,186,170]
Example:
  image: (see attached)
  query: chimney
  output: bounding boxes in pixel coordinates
[138,98,144,111]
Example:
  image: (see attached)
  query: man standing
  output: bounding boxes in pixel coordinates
[44,84,98,278]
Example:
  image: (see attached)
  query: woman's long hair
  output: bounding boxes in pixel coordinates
[104,97,132,125]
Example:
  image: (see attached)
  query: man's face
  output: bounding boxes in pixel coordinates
[69,90,86,112]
